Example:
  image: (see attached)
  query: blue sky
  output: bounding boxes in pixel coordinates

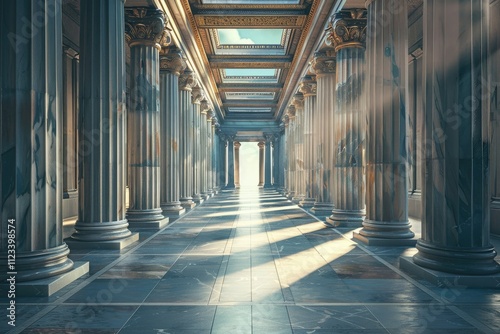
[218,29,283,45]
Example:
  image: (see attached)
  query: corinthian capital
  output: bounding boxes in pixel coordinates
[200,99,211,114]
[159,46,187,76]
[287,105,296,118]
[179,70,196,91]
[299,75,317,97]
[311,50,336,76]
[125,8,169,50]
[191,84,204,105]
[327,9,367,52]
[291,92,304,109]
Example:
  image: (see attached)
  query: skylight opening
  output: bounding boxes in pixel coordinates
[224,68,276,77]
[217,29,284,45]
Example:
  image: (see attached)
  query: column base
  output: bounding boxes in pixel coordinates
[126,208,169,228]
[161,201,186,217]
[66,233,139,250]
[411,240,500,275]
[193,194,204,204]
[286,191,295,200]
[400,257,500,288]
[180,196,196,210]
[263,183,273,189]
[68,219,138,250]
[310,202,334,218]
[353,219,416,246]
[299,197,316,208]
[1,261,89,297]
[291,196,304,205]
[225,184,236,189]
[258,182,264,186]
[325,209,365,227]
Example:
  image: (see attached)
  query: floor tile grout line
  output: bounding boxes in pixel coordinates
[8,197,213,334]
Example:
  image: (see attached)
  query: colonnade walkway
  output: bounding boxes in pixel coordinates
[3,188,500,333]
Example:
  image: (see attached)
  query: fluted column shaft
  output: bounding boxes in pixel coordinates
[258,142,265,186]
[286,108,297,198]
[272,136,280,187]
[264,136,273,188]
[159,46,186,216]
[311,51,337,216]
[299,76,317,207]
[234,142,242,188]
[327,9,367,226]
[0,0,75,281]
[410,0,500,274]
[218,134,227,187]
[69,0,138,247]
[353,0,414,244]
[291,94,305,202]
[226,137,236,188]
[199,103,209,199]
[191,86,203,203]
[179,70,196,208]
[125,8,168,228]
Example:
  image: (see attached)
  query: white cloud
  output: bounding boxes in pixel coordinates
[218,29,255,45]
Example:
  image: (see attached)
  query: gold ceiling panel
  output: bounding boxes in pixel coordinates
[195,15,307,29]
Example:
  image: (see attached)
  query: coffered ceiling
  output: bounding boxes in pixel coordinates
[154,0,342,135]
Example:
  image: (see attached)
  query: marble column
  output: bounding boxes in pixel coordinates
[209,114,217,194]
[226,135,236,188]
[179,70,196,209]
[218,132,227,188]
[286,106,297,199]
[291,94,305,203]
[125,8,169,228]
[278,124,287,191]
[406,0,500,275]
[264,135,274,188]
[234,141,242,188]
[68,0,139,249]
[258,141,265,186]
[353,0,414,245]
[326,9,367,227]
[311,49,337,217]
[159,46,186,217]
[299,75,318,208]
[199,99,210,199]
[191,84,204,203]
[0,0,88,292]
[272,135,280,187]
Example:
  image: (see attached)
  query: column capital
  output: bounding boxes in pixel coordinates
[179,70,197,91]
[200,99,211,114]
[311,50,336,76]
[264,133,274,142]
[191,84,204,105]
[327,9,367,52]
[125,8,170,50]
[234,141,241,148]
[299,75,317,97]
[291,92,304,109]
[258,141,265,149]
[159,46,187,76]
[287,105,296,119]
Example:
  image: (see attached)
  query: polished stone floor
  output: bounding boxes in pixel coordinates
[2,187,500,333]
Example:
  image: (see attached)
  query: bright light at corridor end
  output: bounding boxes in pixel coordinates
[239,142,259,187]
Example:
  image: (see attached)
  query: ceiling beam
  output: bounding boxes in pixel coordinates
[223,101,276,108]
[208,57,292,69]
[218,83,283,92]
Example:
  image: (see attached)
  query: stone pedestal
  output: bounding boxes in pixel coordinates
[179,70,197,209]
[258,142,265,186]
[68,0,139,249]
[310,50,336,217]
[326,9,367,227]
[404,0,500,276]
[299,75,317,208]
[234,142,242,188]
[353,0,415,246]
[0,0,88,295]
[159,46,186,217]
[125,8,169,228]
